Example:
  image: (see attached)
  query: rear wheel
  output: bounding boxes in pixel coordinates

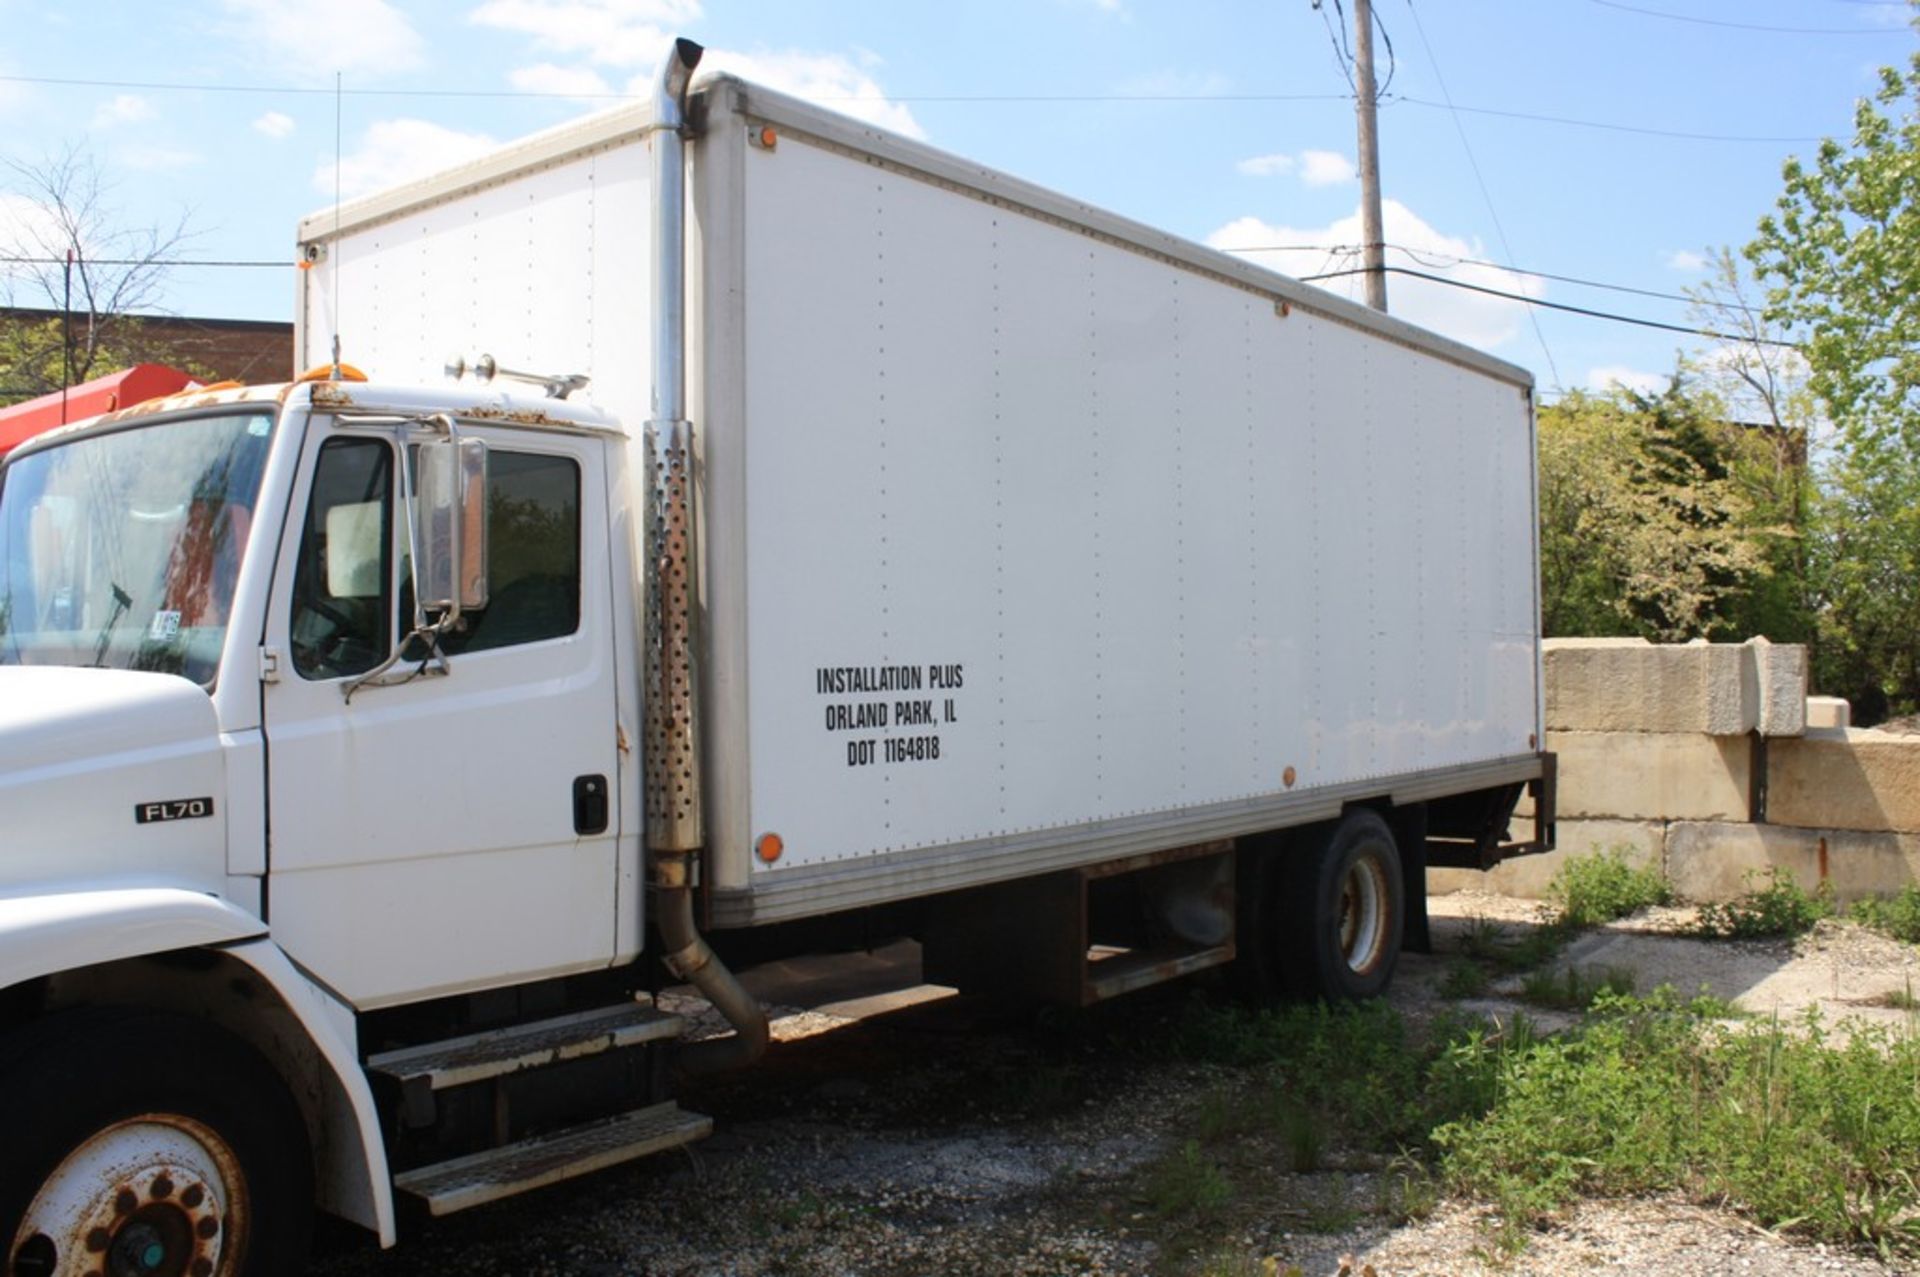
[1278,809,1405,1000]
[1,1009,312,1277]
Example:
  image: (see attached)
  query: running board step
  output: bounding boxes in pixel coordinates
[1086,942,1236,1002]
[367,1002,685,1092]
[393,1102,713,1215]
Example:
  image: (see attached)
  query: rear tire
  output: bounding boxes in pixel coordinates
[1278,809,1405,1000]
[0,1008,313,1277]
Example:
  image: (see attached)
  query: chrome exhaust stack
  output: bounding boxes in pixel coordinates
[642,37,767,1074]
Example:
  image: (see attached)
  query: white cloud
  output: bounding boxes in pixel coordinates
[508,62,615,97]
[1664,248,1707,272]
[686,47,925,139]
[221,0,424,76]
[1207,199,1546,352]
[0,192,73,261]
[1298,149,1356,187]
[253,110,296,140]
[1237,153,1295,178]
[316,119,498,200]
[469,0,698,67]
[1585,365,1671,396]
[470,0,924,139]
[91,94,154,129]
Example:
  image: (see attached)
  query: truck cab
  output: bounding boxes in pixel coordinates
[0,374,710,1275]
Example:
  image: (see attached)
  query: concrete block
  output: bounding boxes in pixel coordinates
[1544,638,1754,735]
[1429,818,1664,899]
[1551,729,1752,822]
[1667,820,1920,904]
[1746,637,1808,737]
[1768,729,1920,834]
[1806,696,1851,730]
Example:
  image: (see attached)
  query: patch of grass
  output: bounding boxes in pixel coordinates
[1518,964,1637,1011]
[1547,847,1673,927]
[1141,1139,1232,1220]
[1851,887,1920,945]
[1693,869,1834,939]
[1298,1172,1360,1233]
[1438,958,1491,1000]
[1433,990,1920,1257]
[1271,1098,1327,1173]
[1457,915,1572,973]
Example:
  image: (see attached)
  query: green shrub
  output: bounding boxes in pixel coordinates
[1694,869,1834,939]
[1851,887,1920,945]
[1547,847,1673,927]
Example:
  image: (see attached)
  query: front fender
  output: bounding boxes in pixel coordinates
[0,887,264,989]
[0,888,395,1245]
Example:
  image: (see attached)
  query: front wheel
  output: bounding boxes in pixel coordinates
[1,1009,312,1277]
[1278,809,1405,1000]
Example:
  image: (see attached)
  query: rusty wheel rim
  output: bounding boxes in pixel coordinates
[10,1114,247,1277]
[1338,852,1390,977]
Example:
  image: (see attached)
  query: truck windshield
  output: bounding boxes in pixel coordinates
[0,411,275,687]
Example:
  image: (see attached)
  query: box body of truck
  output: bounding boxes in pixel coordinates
[296,74,1546,938]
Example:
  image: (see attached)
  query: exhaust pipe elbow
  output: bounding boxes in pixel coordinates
[653,37,704,130]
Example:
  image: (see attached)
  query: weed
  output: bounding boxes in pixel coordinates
[1433,989,1920,1256]
[1142,1139,1232,1220]
[1850,887,1920,945]
[1548,847,1673,927]
[1197,1084,1261,1143]
[1866,984,1920,1011]
[1299,1172,1360,1232]
[1518,964,1637,1011]
[1271,1098,1327,1172]
[1456,915,1570,973]
[1376,1153,1442,1223]
[1694,869,1834,939]
[1438,958,1491,1000]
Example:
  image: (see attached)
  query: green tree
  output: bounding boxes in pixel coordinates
[1748,48,1920,721]
[1537,386,1774,642]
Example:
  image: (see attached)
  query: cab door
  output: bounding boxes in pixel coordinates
[261,418,621,1009]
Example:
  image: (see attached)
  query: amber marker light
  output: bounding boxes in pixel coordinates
[756,832,785,864]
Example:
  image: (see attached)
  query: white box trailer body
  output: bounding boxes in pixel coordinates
[297,74,1545,932]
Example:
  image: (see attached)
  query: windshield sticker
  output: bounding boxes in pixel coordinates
[148,610,182,642]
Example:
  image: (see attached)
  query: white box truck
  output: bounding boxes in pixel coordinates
[0,40,1552,1274]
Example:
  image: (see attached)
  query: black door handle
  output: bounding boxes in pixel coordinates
[573,774,609,835]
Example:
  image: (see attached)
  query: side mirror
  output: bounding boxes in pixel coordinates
[414,435,489,618]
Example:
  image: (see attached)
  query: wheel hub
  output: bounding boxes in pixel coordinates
[10,1117,242,1277]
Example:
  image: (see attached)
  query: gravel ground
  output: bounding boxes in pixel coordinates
[307,893,1920,1277]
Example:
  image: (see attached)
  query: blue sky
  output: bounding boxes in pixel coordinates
[0,0,1912,399]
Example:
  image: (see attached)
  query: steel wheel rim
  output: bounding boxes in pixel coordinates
[1338,852,1390,976]
[11,1114,246,1277]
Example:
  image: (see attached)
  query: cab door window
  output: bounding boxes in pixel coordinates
[290,437,392,679]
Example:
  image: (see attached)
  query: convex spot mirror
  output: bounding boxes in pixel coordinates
[414,434,489,616]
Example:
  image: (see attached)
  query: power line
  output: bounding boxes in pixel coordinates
[1401,0,1560,387]
[1391,95,1826,143]
[1221,241,1704,305]
[1586,0,1902,34]
[1301,264,1800,347]
[1,254,286,268]
[0,70,1839,143]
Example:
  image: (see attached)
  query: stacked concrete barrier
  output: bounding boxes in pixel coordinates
[1431,637,1920,903]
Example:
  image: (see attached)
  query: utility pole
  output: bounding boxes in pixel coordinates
[1352,0,1388,312]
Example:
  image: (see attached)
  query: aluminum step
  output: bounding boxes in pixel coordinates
[367,1002,685,1092]
[393,1101,713,1215]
